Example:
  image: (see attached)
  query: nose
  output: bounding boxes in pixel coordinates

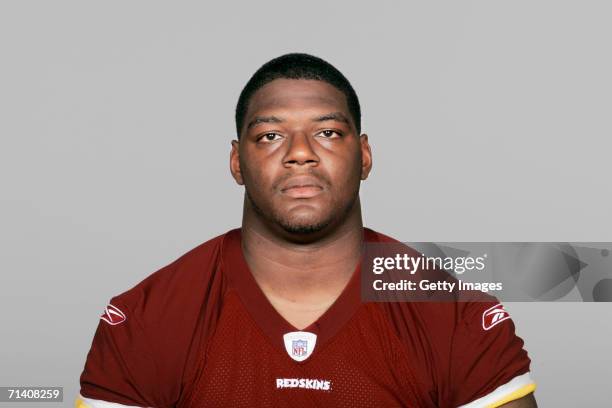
[283,132,320,167]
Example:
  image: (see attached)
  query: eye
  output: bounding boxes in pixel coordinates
[317,130,342,139]
[257,132,284,143]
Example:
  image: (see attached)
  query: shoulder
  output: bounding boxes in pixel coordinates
[80,230,236,407]
[363,227,399,244]
[98,229,235,376]
[362,229,533,405]
[363,226,501,332]
[108,230,232,322]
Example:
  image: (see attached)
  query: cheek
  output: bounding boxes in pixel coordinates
[327,151,362,185]
[241,156,277,194]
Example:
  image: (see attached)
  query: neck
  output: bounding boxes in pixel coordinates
[240,198,364,328]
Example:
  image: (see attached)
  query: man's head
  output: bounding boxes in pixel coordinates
[230,53,372,240]
[235,53,362,138]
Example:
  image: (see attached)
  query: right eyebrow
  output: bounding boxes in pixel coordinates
[246,115,284,130]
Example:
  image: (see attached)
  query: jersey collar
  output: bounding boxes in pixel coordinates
[220,227,381,356]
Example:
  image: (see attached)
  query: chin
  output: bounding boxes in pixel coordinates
[279,221,330,235]
[277,212,332,235]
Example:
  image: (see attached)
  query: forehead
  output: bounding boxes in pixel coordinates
[245,79,350,121]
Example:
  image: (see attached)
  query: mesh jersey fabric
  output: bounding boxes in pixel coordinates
[79,228,533,407]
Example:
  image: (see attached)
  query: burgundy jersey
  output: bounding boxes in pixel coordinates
[77,228,536,408]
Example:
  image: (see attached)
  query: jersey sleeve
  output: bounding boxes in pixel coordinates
[76,393,145,408]
[450,301,536,408]
[79,296,166,408]
[78,235,227,408]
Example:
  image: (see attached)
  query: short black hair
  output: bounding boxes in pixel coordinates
[235,53,361,138]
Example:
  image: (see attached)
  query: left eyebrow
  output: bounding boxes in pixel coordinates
[311,112,350,125]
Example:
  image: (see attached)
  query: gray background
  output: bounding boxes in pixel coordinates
[1,1,610,406]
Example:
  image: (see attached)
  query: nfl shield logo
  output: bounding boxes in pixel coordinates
[283,331,317,362]
[292,340,307,357]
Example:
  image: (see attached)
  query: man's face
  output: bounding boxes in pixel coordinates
[230,78,372,236]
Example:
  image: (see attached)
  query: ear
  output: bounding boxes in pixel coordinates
[230,139,244,185]
[359,134,373,180]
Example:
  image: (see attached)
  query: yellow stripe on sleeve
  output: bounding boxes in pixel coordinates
[486,382,537,408]
[75,397,92,408]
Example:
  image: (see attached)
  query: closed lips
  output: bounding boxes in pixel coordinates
[280,176,324,191]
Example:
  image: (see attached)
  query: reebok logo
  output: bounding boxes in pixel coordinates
[482,304,510,330]
[100,304,127,325]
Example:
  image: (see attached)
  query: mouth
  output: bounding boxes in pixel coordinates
[280,176,325,199]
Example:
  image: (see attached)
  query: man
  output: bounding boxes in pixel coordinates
[77,53,537,407]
